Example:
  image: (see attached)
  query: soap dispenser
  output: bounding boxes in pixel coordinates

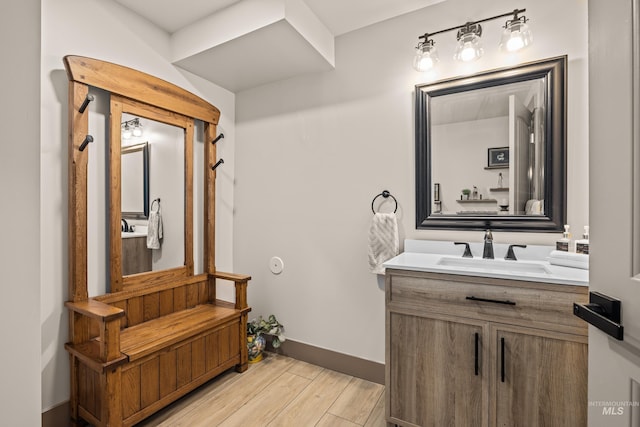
[556,224,571,252]
[576,226,590,255]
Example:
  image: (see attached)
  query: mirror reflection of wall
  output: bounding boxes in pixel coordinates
[430,78,546,216]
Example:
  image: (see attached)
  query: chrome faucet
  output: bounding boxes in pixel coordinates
[483,229,494,259]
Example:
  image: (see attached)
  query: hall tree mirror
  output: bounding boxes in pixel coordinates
[79,76,207,294]
[415,56,567,231]
[110,96,200,290]
[117,109,187,277]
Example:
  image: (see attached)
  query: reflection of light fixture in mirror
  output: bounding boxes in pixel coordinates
[121,118,143,139]
[413,8,531,71]
[500,12,532,52]
[454,23,483,62]
[413,38,439,72]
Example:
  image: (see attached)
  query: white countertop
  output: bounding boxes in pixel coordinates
[121,231,148,239]
[383,240,589,286]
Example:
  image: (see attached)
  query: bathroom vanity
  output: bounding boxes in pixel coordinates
[384,241,588,427]
[121,234,152,275]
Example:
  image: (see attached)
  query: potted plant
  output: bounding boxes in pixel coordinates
[461,188,471,200]
[247,314,285,363]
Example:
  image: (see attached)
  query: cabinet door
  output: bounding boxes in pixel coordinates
[388,312,487,426]
[494,326,587,427]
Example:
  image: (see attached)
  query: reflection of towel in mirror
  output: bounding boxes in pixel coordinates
[525,199,542,215]
[147,204,163,249]
[368,213,399,275]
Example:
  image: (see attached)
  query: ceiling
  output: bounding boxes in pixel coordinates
[112,0,444,92]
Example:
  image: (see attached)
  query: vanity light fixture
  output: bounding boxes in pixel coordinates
[453,23,483,62]
[499,11,532,52]
[413,8,531,71]
[413,37,440,72]
[121,118,143,139]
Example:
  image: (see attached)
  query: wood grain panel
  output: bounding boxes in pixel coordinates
[141,357,160,409]
[177,344,192,389]
[198,281,208,305]
[64,56,220,124]
[122,366,141,419]
[388,312,485,426]
[204,122,216,277]
[159,351,177,399]
[113,300,127,328]
[127,296,144,327]
[174,286,187,312]
[67,81,89,303]
[186,284,199,308]
[493,326,588,426]
[192,337,206,379]
[389,272,588,335]
[93,274,208,305]
[143,293,160,322]
[205,331,220,372]
[159,289,174,316]
[218,325,231,363]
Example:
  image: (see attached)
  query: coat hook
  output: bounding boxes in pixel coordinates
[78,94,95,114]
[212,133,225,144]
[78,135,94,152]
[211,158,224,171]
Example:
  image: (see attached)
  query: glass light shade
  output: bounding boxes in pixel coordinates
[454,32,483,62]
[132,123,143,137]
[413,41,439,72]
[122,125,132,139]
[500,20,532,52]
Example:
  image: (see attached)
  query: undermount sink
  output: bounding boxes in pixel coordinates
[437,256,551,274]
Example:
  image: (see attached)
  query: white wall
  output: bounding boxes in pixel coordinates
[234,0,588,364]
[40,0,236,412]
[0,2,42,425]
[432,117,509,214]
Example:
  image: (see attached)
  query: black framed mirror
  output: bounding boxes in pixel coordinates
[415,55,567,231]
[121,141,150,219]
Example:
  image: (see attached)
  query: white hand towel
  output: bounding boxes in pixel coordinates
[147,204,163,250]
[548,250,589,270]
[368,212,399,274]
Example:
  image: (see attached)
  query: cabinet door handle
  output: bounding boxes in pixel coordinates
[466,296,516,306]
[474,332,479,376]
[500,337,506,383]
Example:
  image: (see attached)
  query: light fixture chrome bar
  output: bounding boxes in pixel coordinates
[417,8,525,41]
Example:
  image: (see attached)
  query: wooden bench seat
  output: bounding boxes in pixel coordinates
[120,304,238,361]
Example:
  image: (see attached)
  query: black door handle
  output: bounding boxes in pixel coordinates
[466,296,516,306]
[500,337,506,383]
[573,291,623,340]
[474,332,479,376]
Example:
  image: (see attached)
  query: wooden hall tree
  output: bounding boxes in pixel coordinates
[64,55,251,427]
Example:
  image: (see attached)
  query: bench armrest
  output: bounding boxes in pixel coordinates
[66,300,124,362]
[212,271,251,282]
[211,271,250,310]
[66,299,125,322]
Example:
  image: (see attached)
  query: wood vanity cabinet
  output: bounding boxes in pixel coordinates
[385,269,588,427]
[121,236,152,275]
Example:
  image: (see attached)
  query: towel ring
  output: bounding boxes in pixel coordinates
[151,198,160,210]
[371,190,398,214]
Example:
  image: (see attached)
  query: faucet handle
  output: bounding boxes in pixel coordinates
[505,244,527,261]
[454,242,473,258]
[484,229,493,240]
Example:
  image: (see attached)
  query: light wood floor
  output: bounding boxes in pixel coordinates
[136,353,387,427]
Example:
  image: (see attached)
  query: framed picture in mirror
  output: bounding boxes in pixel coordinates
[487,147,509,168]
